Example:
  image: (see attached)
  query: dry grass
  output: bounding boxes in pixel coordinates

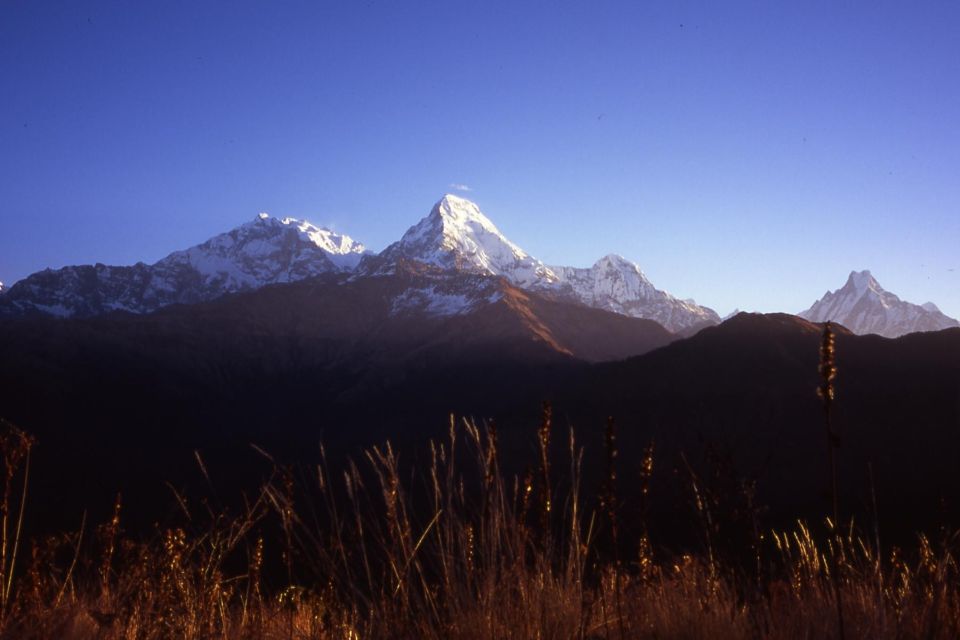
[0,414,956,640]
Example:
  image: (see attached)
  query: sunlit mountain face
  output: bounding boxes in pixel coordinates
[800,270,959,338]
[0,213,369,317]
[1,195,720,334]
[7,196,956,340]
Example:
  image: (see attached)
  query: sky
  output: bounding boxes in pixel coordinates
[1,1,958,318]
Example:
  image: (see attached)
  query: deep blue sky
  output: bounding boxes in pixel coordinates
[2,1,958,317]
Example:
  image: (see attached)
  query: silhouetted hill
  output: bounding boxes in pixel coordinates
[1,298,958,545]
[547,313,960,543]
[0,268,672,530]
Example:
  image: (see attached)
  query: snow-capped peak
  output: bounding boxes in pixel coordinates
[0,212,370,318]
[163,213,369,283]
[550,254,719,333]
[432,194,503,237]
[799,270,959,338]
[252,213,367,265]
[375,195,558,287]
[596,253,640,269]
[368,196,718,333]
[846,269,880,296]
[417,194,536,266]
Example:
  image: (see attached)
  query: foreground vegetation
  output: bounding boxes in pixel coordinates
[0,409,956,640]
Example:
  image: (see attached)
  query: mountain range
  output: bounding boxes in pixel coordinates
[0,194,956,338]
[0,195,719,334]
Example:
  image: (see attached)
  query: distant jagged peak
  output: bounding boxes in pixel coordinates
[246,212,368,260]
[592,253,648,277]
[549,252,719,334]
[844,269,883,296]
[558,253,656,294]
[800,269,958,338]
[820,269,900,308]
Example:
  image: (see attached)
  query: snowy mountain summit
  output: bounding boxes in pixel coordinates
[799,270,959,338]
[169,213,368,283]
[368,195,718,332]
[371,194,557,287]
[0,214,367,318]
[550,255,720,333]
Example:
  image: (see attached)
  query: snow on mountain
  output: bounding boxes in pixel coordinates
[368,195,718,333]
[0,214,368,318]
[550,254,720,333]
[2,194,717,333]
[158,213,367,288]
[799,270,959,338]
[371,194,558,287]
[389,277,505,318]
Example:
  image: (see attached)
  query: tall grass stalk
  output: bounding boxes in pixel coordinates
[0,420,33,626]
[819,320,846,639]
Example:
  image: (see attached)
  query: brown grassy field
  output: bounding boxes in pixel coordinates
[0,405,956,640]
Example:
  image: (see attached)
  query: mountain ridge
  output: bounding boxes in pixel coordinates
[0,213,368,318]
[363,194,719,332]
[1,194,720,334]
[3,196,955,338]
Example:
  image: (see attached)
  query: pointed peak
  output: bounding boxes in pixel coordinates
[432,193,479,214]
[257,212,270,221]
[591,254,648,279]
[437,192,476,207]
[375,195,556,287]
[429,194,499,232]
[800,269,959,337]
[595,253,635,267]
[597,253,627,263]
[845,269,880,293]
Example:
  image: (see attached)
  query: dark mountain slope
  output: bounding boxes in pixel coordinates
[547,314,960,541]
[0,268,672,530]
